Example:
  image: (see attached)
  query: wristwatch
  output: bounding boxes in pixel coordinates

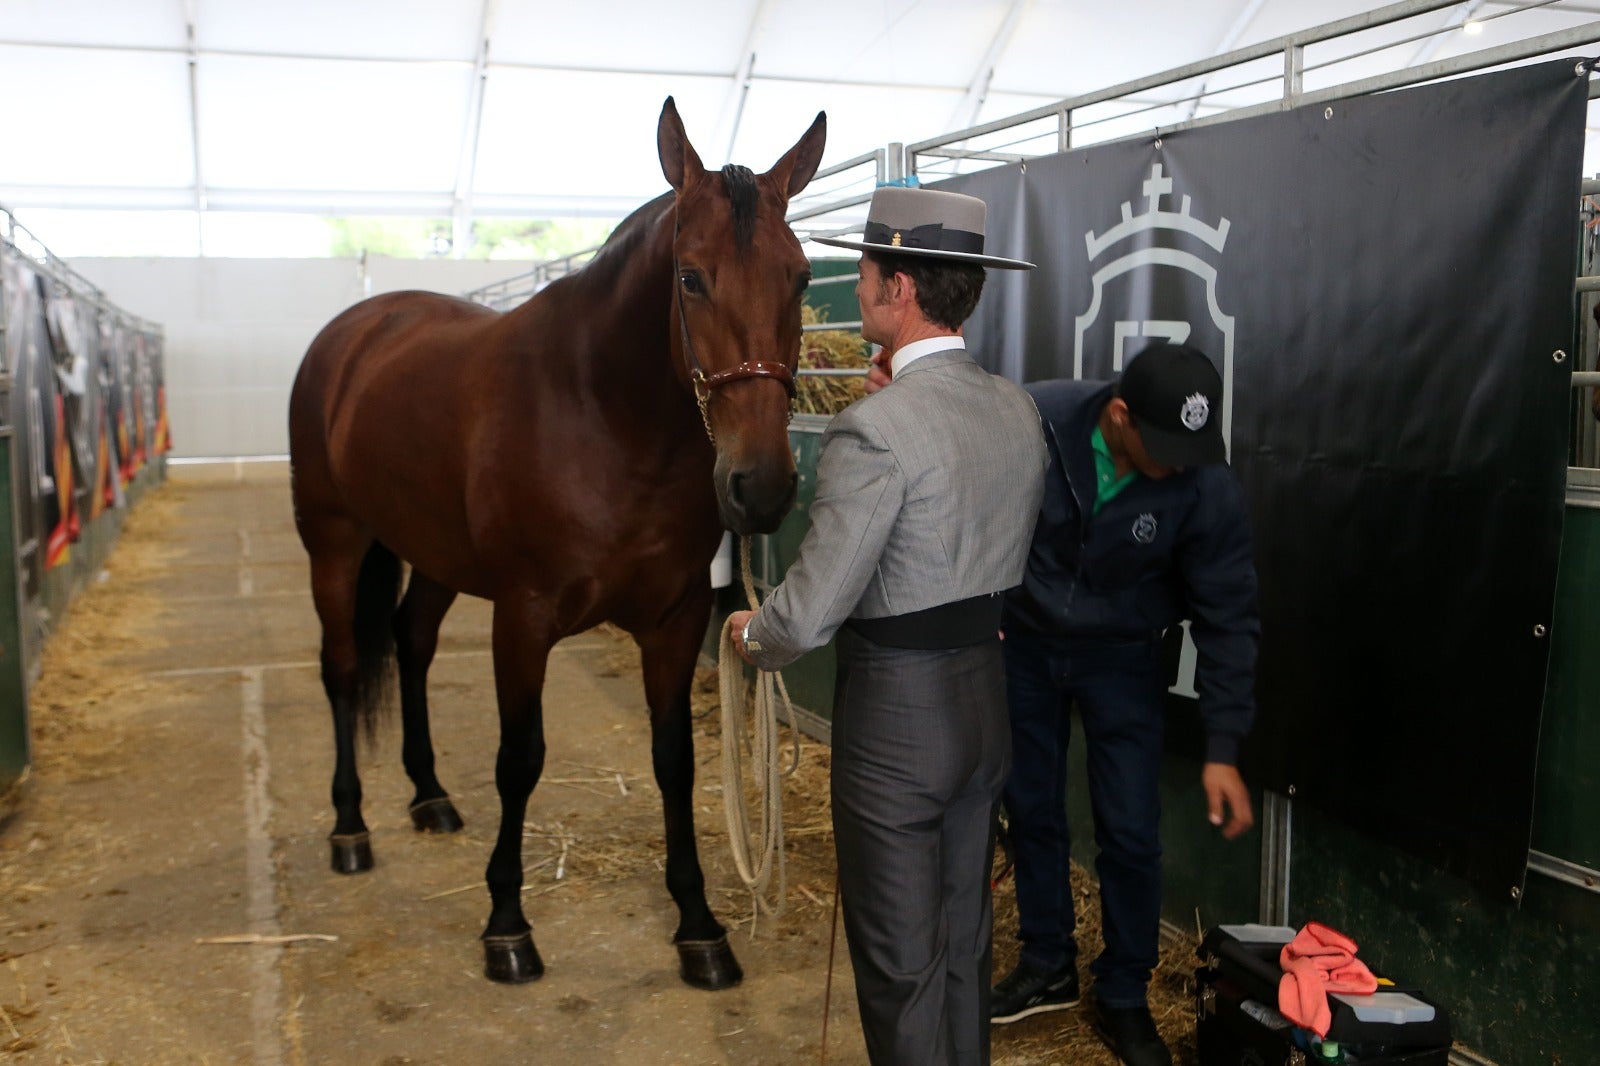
[742,618,763,653]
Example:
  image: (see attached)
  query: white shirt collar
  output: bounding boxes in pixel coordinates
[889,334,965,379]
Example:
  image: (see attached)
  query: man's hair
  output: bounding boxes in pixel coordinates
[866,250,986,330]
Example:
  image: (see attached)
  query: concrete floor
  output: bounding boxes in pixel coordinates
[0,464,872,1066]
[0,463,1174,1066]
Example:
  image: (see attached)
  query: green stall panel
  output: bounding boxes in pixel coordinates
[1160,496,1600,1062]
[750,417,836,720]
[807,258,861,327]
[0,428,31,797]
[705,416,838,726]
[1532,500,1600,868]
[1288,799,1600,1062]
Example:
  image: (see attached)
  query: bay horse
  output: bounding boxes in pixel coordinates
[287,97,825,988]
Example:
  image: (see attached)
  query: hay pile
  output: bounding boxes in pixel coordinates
[27,484,183,772]
[795,304,869,417]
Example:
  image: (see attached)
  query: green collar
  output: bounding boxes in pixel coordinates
[1090,425,1138,515]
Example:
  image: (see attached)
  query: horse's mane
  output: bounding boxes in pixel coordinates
[721,165,757,249]
[571,165,761,290]
[568,190,674,289]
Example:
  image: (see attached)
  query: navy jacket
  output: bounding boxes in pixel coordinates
[1005,378,1259,764]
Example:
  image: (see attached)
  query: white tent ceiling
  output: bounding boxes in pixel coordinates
[2,0,1598,255]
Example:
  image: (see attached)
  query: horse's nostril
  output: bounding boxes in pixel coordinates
[729,472,747,508]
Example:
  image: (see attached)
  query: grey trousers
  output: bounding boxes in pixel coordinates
[831,628,1011,1066]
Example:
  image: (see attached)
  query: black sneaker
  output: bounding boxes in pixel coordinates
[1089,996,1172,1066]
[989,959,1080,1024]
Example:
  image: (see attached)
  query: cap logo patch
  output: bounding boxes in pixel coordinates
[1132,513,1158,544]
[1180,392,1210,432]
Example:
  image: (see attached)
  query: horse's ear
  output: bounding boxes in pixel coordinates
[764,111,827,202]
[658,96,707,193]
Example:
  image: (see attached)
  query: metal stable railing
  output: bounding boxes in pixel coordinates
[904,0,1600,182]
[465,1,1600,410]
[1,208,164,338]
[1571,172,1600,480]
[461,149,887,388]
[463,147,889,316]
[0,206,167,686]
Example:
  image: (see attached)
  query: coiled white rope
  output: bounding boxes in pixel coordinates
[718,535,801,930]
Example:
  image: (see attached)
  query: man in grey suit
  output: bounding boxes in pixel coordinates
[728,185,1046,1066]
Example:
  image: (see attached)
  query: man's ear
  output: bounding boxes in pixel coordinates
[891,269,916,307]
[1107,397,1131,426]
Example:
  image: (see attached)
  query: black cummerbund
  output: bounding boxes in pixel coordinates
[845,591,1004,650]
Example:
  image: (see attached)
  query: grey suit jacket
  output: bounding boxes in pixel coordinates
[746,346,1047,669]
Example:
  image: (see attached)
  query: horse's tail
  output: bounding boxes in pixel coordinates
[351,540,402,738]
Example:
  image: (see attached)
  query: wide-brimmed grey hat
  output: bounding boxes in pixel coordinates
[813,186,1035,270]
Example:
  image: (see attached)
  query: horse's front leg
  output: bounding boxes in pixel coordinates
[637,591,743,990]
[394,570,464,833]
[480,595,557,984]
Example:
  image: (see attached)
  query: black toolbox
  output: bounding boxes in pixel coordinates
[1194,924,1452,1066]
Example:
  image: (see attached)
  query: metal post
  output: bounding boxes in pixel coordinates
[1258,790,1293,925]
[452,7,493,259]
[184,1,206,255]
[1057,107,1072,153]
[888,142,905,184]
[1283,42,1304,106]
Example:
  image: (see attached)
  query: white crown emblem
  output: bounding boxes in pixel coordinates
[1074,164,1234,384]
[1181,392,1210,431]
[1084,164,1230,261]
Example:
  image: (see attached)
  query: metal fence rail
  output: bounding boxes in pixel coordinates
[904,0,1600,180]
[0,208,164,337]
[463,149,888,312]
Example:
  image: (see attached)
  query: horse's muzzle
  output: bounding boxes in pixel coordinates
[721,468,798,535]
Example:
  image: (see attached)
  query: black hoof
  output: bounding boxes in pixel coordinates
[409,797,465,833]
[484,933,544,984]
[677,936,743,990]
[329,832,373,874]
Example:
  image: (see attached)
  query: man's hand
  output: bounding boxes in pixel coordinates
[864,349,892,394]
[726,610,758,665]
[1201,762,1254,839]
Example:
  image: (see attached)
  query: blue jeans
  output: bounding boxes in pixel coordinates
[1001,625,1166,1009]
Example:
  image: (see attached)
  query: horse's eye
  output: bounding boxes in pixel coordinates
[797,273,812,296]
[680,271,702,295]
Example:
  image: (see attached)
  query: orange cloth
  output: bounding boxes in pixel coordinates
[1277,921,1380,1038]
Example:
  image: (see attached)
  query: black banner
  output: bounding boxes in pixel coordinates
[945,60,1587,895]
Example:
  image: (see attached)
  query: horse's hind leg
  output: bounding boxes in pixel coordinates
[479,594,559,983]
[638,591,742,990]
[394,570,464,833]
[303,524,400,874]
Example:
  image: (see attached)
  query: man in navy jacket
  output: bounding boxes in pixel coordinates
[989,342,1258,1066]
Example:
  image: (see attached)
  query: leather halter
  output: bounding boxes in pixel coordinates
[673,214,797,444]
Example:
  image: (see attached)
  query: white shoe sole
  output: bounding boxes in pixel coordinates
[990,996,1082,1025]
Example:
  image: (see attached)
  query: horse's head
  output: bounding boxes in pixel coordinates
[658,97,826,535]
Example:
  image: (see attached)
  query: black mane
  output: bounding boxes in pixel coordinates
[722,164,758,249]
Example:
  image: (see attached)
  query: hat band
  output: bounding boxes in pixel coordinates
[862,220,984,256]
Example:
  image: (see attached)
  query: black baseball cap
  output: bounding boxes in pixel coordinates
[1118,342,1226,467]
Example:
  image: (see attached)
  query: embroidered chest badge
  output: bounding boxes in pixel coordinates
[1180,392,1210,431]
[1132,512,1158,544]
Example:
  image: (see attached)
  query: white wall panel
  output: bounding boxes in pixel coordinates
[64,257,533,458]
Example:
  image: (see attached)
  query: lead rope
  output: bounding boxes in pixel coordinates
[718,535,802,932]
